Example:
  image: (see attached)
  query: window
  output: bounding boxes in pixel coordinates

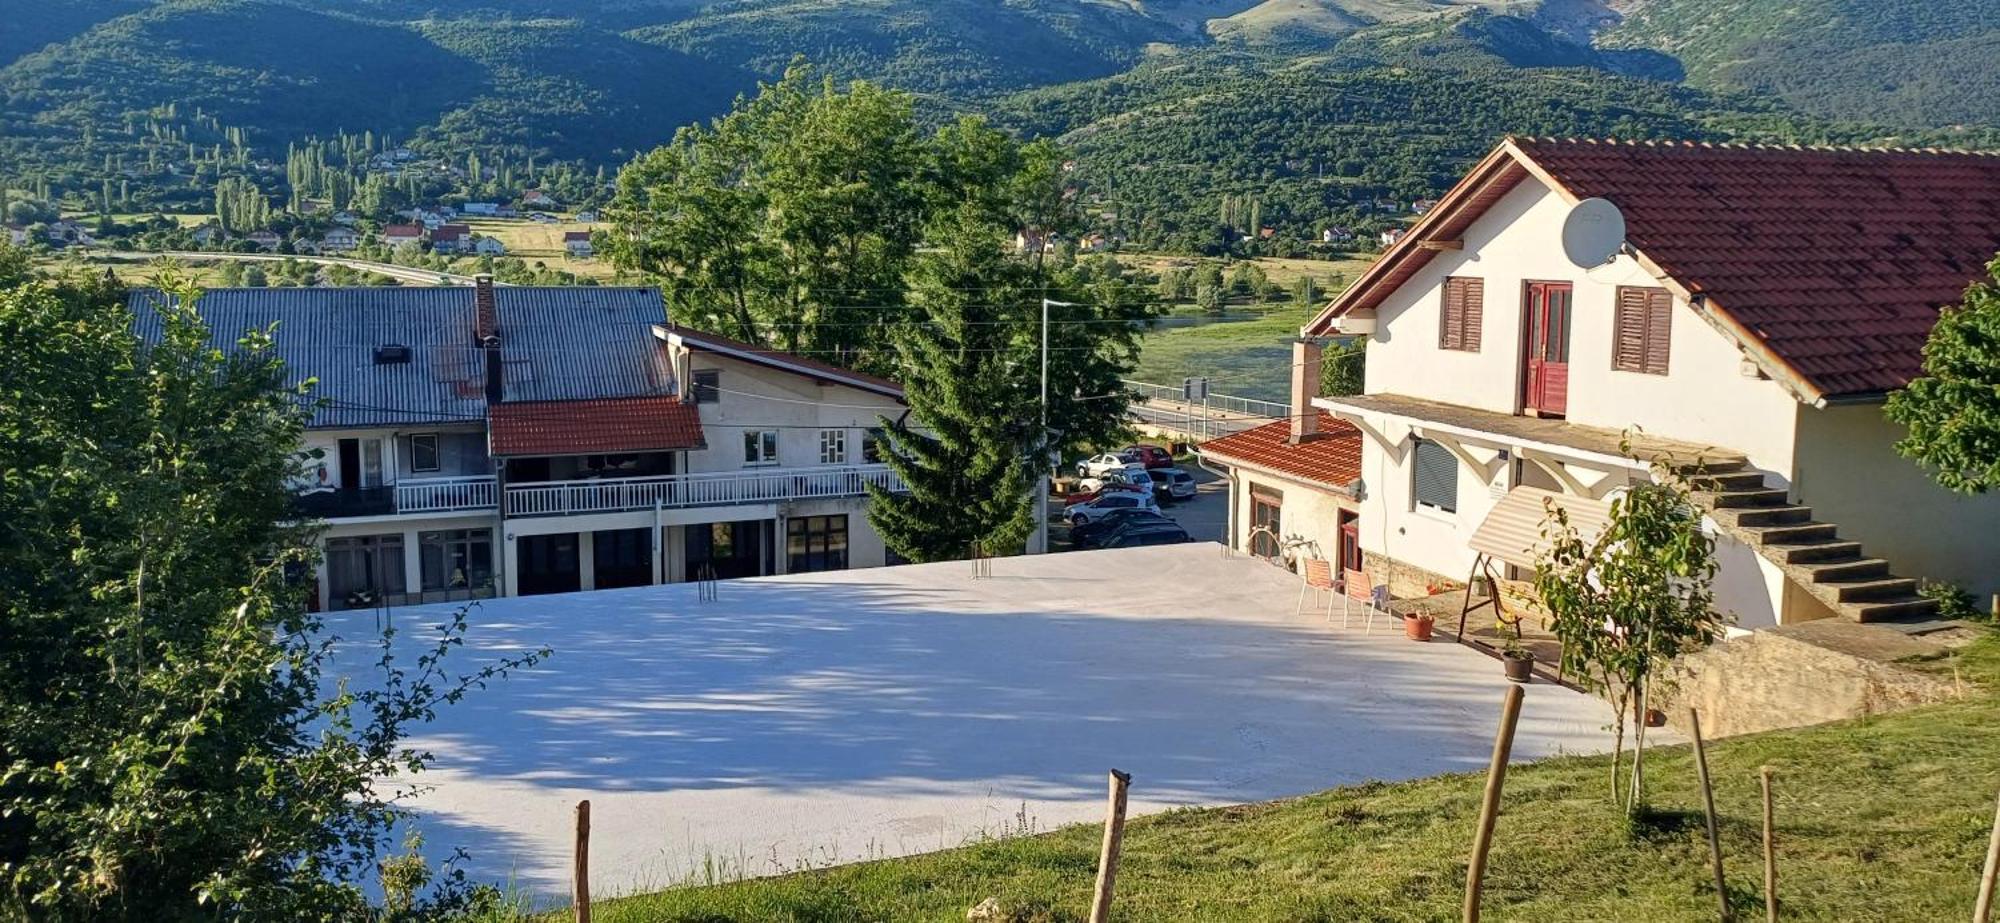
[743,430,779,466]
[360,437,385,488]
[1613,286,1672,375]
[410,433,440,473]
[863,427,887,464]
[420,529,493,591]
[691,369,720,404]
[819,429,848,465]
[1249,484,1282,557]
[1412,438,1458,513]
[1438,277,1484,352]
[787,515,848,573]
[326,534,404,608]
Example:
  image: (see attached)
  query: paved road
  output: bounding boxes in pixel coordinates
[93,249,480,287]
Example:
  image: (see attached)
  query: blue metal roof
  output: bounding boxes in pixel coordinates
[129,285,672,429]
[494,286,674,403]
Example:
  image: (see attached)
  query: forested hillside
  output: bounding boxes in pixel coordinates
[3,0,1999,251]
[1601,0,2000,129]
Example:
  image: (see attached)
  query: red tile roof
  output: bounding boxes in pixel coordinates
[663,326,905,400]
[1315,138,2000,400]
[1200,415,1363,489]
[489,396,704,457]
[383,224,423,238]
[563,231,592,242]
[432,224,470,242]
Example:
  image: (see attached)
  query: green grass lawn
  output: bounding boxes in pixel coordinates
[1131,305,1315,403]
[536,634,2000,922]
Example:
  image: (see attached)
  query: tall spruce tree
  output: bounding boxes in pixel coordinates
[867,205,1039,561]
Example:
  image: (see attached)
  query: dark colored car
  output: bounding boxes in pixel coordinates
[1123,444,1174,470]
[1100,523,1192,548]
[1072,509,1172,548]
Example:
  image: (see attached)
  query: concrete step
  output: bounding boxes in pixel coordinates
[1819,576,1919,603]
[1800,557,1891,583]
[1743,521,1839,546]
[1763,538,1864,565]
[1688,470,1769,492]
[1704,487,1793,509]
[1849,595,1942,624]
[1711,504,1814,528]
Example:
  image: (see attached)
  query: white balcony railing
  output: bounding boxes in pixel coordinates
[505,464,905,517]
[395,475,500,514]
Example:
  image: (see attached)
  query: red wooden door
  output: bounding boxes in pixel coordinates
[1523,282,1572,417]
[1336,510,1362,590]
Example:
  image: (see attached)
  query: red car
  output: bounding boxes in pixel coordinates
[1123,444,1174,470]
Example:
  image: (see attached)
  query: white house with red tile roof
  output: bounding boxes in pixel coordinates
[430,223,471,253]
[1199,413,1366,579]
[382,224,424,248]
[563,230,593,258]
[1304,137,2000,629]
[132,277,911,611]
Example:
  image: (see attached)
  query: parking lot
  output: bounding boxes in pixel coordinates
[1052,451,1228,549]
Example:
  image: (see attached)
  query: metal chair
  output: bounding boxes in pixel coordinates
[1296,558,1335,619]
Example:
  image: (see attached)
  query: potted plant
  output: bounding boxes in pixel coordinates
[1405,611,1435,642]
[1500,636,1536,683]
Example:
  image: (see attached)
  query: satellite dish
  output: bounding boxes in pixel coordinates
[1561,197,1626,268]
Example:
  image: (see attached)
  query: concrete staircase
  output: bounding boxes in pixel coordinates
[1687,465,1939,623]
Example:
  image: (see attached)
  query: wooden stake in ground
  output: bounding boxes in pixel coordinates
[1976,788,2000,923]
[574,799,592,923]
[1689,709,1731,922]
[1089,769,1133,923]
[1463,683,1525,923]
[1760,766,1777,923]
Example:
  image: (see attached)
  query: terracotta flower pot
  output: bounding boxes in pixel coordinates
[1502,650,1536,683]
[1405,614,1435,642]
[1644,707,1668,728]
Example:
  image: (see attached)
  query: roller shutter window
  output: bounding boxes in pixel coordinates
[1412,438,1458,513]
[1613,286,1672,375]
[1438,277,1484,352]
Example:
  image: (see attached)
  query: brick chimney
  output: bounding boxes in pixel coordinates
[473,274,498,344]
[1289,338,1323,444]
[474,275,503,405]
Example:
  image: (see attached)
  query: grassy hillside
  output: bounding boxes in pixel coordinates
[0,0,146,67]
[544,634,2000,921]
[628,0,1188,97]
[1601,0,2000,129]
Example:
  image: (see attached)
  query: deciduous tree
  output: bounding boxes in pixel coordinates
[1885,256,2000,494]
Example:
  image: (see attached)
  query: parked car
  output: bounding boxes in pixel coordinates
[1080,464,1153,494]
[1071,509,1172,548]
[1151,467,1197,502]
[1123,444,1174,470]
[1100,522,1192,548]
[1066,491,1160,526]
[1064,482,1146,507]
[1076,452,1136,479]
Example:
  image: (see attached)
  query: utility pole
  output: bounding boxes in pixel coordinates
[1039,298,1076,555]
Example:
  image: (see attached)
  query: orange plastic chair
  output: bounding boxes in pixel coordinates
[1342,568,1383,632]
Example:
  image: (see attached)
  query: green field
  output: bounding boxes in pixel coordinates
[1127,255,1367,401]
[535,634,2000,922]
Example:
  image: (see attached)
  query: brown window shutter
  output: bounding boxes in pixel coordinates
[1644,288,1672,375]
[1614,287,1671,374]
[1439,277,1482,352]
[1460,278,1482,352]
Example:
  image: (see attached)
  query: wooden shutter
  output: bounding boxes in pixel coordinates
[1614,287,1672,374]
[1412,439,1458,513]
[1439,277,1483,352]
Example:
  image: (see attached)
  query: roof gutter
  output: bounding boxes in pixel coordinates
[1813,390,1892,408]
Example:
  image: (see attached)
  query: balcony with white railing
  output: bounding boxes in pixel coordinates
[505,464,905,517]
[396,475,501,514]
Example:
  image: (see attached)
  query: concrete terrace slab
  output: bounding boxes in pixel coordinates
[335,543,1624,902]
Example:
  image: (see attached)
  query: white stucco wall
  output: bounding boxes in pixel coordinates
[300,424,489,489]
[679,352,908,474]
[1361,179,1801,477]
[1793,402,2000,599]
[1223,467,1358,575]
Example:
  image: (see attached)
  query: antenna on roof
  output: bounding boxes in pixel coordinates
[1561,197,1626,268]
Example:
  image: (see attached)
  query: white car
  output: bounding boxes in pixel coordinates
[1066,491,1161,526]
[1080,464,1153,494]
[1076,452,1134,479]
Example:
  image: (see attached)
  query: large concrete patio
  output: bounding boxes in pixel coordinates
[336,543,1624,902]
